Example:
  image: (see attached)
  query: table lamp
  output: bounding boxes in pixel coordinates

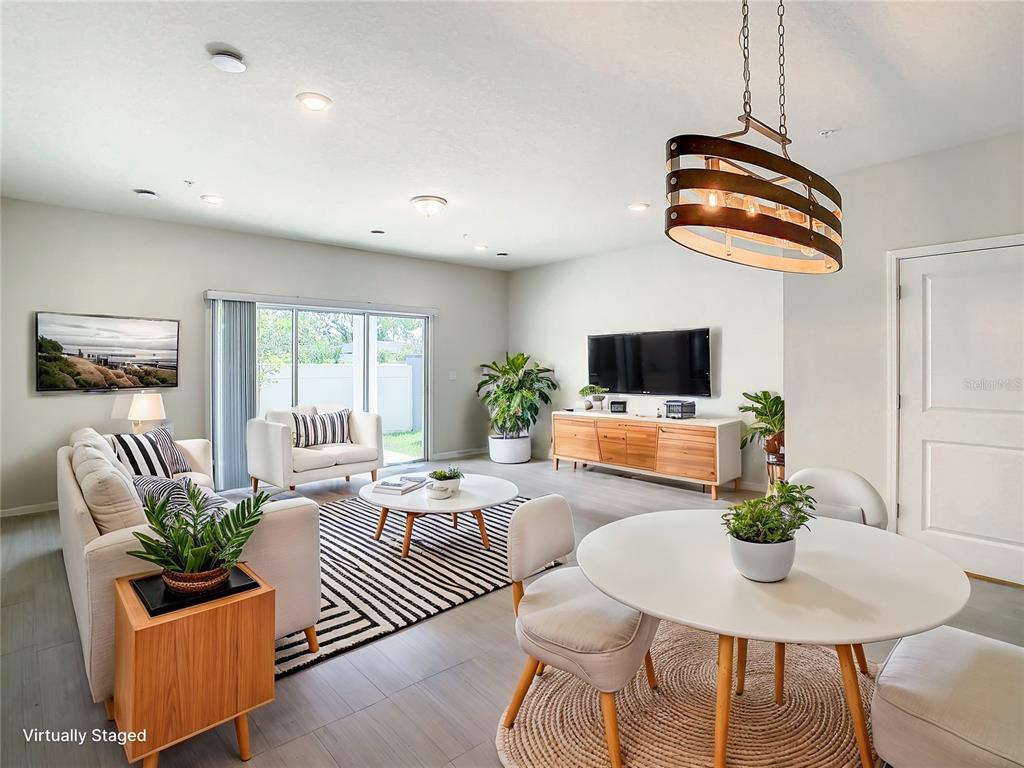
[126,392,166,434]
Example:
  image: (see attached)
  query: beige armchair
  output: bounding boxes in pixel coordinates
[247,405,382,492]
[57,438,322,705]
[501,495,660,768]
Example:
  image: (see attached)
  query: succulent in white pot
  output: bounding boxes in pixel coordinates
[477,353,558,464]
[428,466,463,493]
[721,481,816,583]
[579,384,609,411]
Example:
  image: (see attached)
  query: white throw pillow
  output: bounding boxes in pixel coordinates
[71,444,145,534]
[69,427,133,480]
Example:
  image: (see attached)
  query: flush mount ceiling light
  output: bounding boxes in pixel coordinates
[474,244,488,252]
[132,188,159,199]
[296,92,332,111]
[200,194,224,206]
[210,51,246,74]
[410,195,447,217]
[627,202,650,212]
[665,0,842,274]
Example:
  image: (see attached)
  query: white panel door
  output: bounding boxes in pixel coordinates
[899,244,1024,583]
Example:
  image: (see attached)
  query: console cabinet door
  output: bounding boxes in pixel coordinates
[625,425,658,469]
[553,417,601,462]
[596,426,627,465]
[655,426,717,481]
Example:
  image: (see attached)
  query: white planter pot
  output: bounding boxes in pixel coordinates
[488,435,532,464]
[429,477,461,493]
[729,536,796,583]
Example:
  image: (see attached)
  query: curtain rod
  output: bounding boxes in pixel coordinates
[204,290,439,317]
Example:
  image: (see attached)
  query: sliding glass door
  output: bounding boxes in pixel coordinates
[256,304,427,465]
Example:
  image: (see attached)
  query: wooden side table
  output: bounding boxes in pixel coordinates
[111,563,275,767]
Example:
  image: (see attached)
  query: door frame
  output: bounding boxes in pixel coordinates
[885,233,1024,534]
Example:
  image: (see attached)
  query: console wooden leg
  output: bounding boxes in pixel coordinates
[774,642,785,704]
[714,635,734,768]
[371,469,378,481]
[836,644,874,768]
[503,656,540,728]
[553,457,559,471]
[346,475,351,482]
[472,510,491,549]
[600,692,623,768]
[234,714,252,761]
[735,638,748,695]
[288,485,295,491]
[304,626,319,653]
[143,754,159,768]
[402,513,415,557]
[711,484,719,501]
[853,643,869,674]
[251,477,258,494]
[373,508,389,540]
[734,478,741,491]
[104,697,115,721]
[573,461,578,470]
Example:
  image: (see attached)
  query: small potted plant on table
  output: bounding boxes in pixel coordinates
[477,352,558,464]
[428,466,463,493]
[721,481,815,583]
[579,384,610,410]
[128,484,269,594]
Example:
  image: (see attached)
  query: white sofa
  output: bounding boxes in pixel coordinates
[57,434,322,705]
[247,405,383,491]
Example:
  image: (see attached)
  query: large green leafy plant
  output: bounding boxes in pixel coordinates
[738,391,785,450]
[128,484,269,573]
[477,353,558,439]
[722,481,816,543]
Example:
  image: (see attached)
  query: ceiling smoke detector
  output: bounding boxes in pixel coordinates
[210,51,246,74]
[410,195,447,217]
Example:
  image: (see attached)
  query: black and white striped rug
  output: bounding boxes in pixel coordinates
[273,494,530,677]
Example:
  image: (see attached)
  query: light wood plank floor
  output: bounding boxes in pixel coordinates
[2,457,1021,768]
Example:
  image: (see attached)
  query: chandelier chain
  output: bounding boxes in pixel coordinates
[740,0,751,116]
[777,0,787,136]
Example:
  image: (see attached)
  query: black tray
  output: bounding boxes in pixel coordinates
[130,566,258,617]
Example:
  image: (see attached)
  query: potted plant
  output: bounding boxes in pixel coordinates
[477,352,558,464]
[721,481,815,582]
[428,465,463,493]
[127,484,269,594]
[579,384,610,410]
[739,390,785,472]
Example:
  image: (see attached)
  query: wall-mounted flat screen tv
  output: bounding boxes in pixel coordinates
[36,311,179,392]
[588,328,711,397]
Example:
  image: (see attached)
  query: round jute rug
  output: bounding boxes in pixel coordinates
[496,622,876,768]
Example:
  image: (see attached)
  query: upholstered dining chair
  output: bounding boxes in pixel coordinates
[502,495,660,768]
[743,467,888,703]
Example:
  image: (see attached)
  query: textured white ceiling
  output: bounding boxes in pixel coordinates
[3,2,1021,270]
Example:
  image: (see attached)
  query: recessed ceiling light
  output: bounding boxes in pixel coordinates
[200,194,224,206]
[370,229,385,234]
[410,195,447,217]
[210,51,246,74]
[818,128,840,138]
[495,252,509,258]
[296,92,332,111]
[627,202,650,212]
[474,244,488,252]
[132,189,159,199]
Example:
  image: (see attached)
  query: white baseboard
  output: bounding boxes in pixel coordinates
[1,501,58,518]
[431,447,488,460]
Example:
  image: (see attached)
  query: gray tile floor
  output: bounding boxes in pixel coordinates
[2,457,1020,768]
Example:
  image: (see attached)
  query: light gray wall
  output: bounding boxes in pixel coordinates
[508,242,784,485]
[784,132,1024,505]
[1,199,508,511]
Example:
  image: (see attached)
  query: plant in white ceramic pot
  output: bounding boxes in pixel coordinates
[721,481,815,583]
[428,466,463,493]
[578,384,610,410]
[477,353,558,464]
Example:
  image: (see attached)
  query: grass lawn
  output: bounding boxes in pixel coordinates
[383,430,424,461]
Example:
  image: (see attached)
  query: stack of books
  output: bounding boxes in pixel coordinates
[373,476,427,495]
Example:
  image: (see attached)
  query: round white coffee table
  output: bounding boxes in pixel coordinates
[359,473,519,558]
[577,509,969,768]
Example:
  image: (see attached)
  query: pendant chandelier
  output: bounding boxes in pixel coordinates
[665,0,842,273]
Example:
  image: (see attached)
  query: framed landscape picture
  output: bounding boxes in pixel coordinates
[36,311,179,392]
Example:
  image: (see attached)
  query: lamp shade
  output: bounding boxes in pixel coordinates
[127,392,166,422]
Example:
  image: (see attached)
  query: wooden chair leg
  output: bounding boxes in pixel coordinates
[251,476,258,494]
[535,662,546,677]
[600,692,623,768]
[142,754,159,768]
[853,643,869,674]
[472,510,491,548]
[714,635,734,768]
[452,513,458,528]
[373,507,390,540]
[234,713,251,761]
[644,651,658,689]
[402,513,415,557]
[503,657,540,728]
[303,626,319,653]
[836,644,874,768]
[104,697,115,721]
[774,642,785,705]
[735,638,748,695]
[371,469,378,481]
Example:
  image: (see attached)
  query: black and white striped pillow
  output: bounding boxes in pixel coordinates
[110,433,171,478]
[293,409,350,448]
[144,427,192,475]
[133,476,230,516]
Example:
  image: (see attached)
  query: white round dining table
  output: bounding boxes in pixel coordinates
[576,509,970,768]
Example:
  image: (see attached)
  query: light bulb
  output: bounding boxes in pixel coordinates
[707,190,720,208]
[745,197,758,216]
